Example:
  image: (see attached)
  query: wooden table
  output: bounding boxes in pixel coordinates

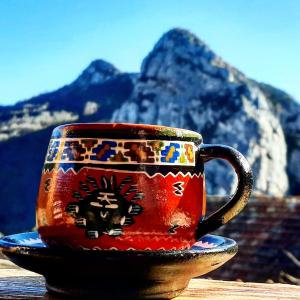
[1,260,300,299]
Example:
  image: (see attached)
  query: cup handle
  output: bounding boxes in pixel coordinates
[195,144,253,239]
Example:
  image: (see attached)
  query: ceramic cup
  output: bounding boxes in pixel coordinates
[36,123,252,250]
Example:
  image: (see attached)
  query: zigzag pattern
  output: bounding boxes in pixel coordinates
[43,166,203,179]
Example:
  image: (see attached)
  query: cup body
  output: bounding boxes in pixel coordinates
[36,123,205,250]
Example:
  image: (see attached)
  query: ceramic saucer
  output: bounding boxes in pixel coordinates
[0,232,237,299]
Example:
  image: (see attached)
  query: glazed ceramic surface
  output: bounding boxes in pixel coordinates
[0,232,237,299]
[36,123,252,250]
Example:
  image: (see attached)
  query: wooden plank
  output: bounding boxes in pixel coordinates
[0,268,300,299]
[181,279,300,299]
[0,259,20,270]
[0,275,45,299]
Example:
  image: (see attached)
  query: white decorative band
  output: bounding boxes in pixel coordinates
[45,138,196,166]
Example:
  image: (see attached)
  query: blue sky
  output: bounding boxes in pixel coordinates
[0,0,299,105]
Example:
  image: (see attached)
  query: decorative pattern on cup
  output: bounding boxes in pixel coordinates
[65,174,144,238]
[37,168,205,250]
[45,138,196,166]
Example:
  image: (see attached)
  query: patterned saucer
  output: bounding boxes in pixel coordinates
[0,232,237,299]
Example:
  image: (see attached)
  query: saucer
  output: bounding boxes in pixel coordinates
[0,232,237,299]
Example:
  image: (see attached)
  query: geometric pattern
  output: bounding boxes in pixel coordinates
[45,138,196,166]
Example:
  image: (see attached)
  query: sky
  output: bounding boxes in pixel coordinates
[0,0,299,105]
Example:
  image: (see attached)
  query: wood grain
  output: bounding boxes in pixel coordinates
[0,267,300,299]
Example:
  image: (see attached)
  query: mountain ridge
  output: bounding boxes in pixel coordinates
[0,28,299,234]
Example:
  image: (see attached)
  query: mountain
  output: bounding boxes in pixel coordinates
[0,60,136,233]
[0,59,135,141]
[112,29,290,195]
[0,28,299,234]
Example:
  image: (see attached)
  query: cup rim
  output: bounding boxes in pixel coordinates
[52,123,202,141]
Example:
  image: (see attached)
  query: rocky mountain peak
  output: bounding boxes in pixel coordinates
[141,28,246,91]
[113,28,289,196]
[152,28,214,59]
[73,59,120,88]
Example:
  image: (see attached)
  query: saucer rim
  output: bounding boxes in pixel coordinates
[0,231,237,257]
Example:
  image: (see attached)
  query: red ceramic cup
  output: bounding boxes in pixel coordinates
[36,123,252,250]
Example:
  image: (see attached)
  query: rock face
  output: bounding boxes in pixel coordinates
[112,28,289,196]
[0,28,299,234]
[259,83,300,195]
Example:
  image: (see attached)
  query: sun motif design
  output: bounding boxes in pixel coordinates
[66,175,143,238]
